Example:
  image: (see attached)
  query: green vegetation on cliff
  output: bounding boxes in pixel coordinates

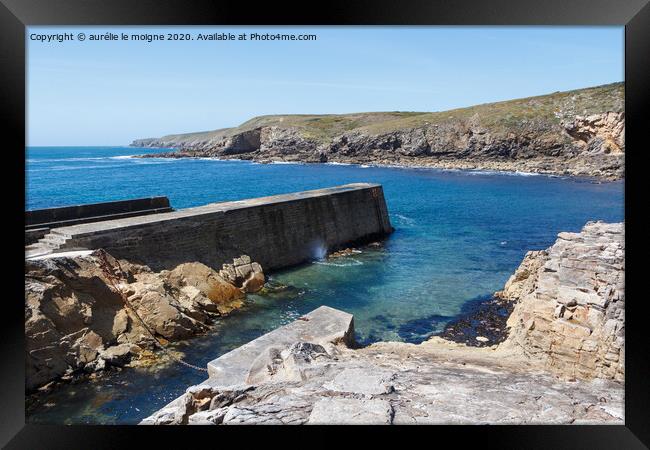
[142,82,623,145]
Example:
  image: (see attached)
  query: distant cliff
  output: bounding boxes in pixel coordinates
[132,82,624,179]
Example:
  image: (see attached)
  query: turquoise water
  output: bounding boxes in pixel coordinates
[26,146,624,423]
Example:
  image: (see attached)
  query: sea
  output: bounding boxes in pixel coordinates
[25,146,624,424]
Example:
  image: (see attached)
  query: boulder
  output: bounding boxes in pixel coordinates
[218,256,265,293]
[167,262,244,303]
[99,343,141,367]
[126,279,202,340]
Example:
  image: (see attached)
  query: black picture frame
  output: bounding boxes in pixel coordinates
[2,0,648,447]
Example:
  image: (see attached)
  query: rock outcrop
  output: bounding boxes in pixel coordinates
[25,250,265,391]
[132,82,624,179]
[142,339,623,425]
[217,255,265,294]
[497,221,624,381]
[562,112,625,155]
[141,221,625,425]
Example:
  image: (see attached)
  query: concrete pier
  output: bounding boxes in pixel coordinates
[140,306,355,425]
[206,306,354,385]
[27,183,393,271]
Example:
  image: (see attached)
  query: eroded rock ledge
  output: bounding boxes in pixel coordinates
[141,221,624,425]
[25,250,265,391]
[498,221,624,381]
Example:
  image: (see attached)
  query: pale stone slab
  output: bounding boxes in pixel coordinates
[206,306,354,386]
[323,367,395,395]
[307,398,393,425]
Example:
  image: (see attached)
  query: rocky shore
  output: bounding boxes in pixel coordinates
[25,250,266,391]
[131,83,624,180]
[141,221,625,425]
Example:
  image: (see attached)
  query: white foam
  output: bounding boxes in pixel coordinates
[314,258,364,267]
[270,160,303,165]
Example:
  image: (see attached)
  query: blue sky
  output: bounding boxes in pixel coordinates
[27,26,623,146]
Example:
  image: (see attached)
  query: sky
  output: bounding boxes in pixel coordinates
[27,26,624,146]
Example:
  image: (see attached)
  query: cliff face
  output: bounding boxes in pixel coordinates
[497,221,624,381]
[132,83,624,179]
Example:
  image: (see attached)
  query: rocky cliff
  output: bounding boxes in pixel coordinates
[25,250,265,391]
[132,82,624,179]
[497,221,624,381]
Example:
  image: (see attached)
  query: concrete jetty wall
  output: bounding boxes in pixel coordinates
[26,196,172,228]
[25,196,172,245]
[49,183,392,271]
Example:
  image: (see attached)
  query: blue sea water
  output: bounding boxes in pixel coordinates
[26,146,624,424]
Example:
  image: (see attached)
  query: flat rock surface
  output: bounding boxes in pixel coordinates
[308,398,393,425]
[142,341,623,425]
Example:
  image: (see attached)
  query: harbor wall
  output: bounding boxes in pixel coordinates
[52,183,393,271]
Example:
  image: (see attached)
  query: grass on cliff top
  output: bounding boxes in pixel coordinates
[154,82,623,143]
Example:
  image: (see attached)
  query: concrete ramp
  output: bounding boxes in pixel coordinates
[206,306,354,386]
[140,306,355,424]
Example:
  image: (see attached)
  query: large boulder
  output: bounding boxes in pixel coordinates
[123,272,205,340]
[167,262,245,308]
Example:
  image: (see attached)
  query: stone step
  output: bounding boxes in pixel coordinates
[25,244,53,258]
[39,236,67,246]
[37,232,71,250]
[49,229,72,238]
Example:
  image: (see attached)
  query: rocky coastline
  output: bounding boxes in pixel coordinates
[25,250,266,392]
[26,219,625,424]
[140,221,625,425]
[131,83,625,180]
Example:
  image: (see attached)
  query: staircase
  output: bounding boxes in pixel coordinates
[25,229,74,258]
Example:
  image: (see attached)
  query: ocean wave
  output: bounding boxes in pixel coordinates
[27,155,142,163]
[28,164,126,171]
[129,158,175,164]
[270,161,304,165]
[314,258,364,267]
[28,160,174,171]
[463,169,542,177]
[193,157,245,161]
